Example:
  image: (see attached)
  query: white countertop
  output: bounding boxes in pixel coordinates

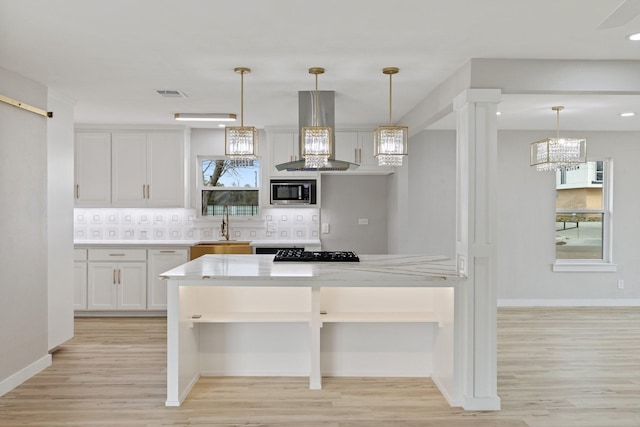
[160,254,462,287]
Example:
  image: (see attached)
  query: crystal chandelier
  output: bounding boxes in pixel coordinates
[530,106,586,172]
[374,67,408,166]
[301,67,332,169]
[225,67,258,165]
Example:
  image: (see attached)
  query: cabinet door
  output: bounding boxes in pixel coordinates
[73,262,88,310]
[111,133,148,206]
[147,249,188,310]
[357,131,383,169]
[270,132,297,177]
[74,132,111,206]
[88,263,118,310]
[146,132,184,207]
[335,131,359,164]
[118,262,147,310]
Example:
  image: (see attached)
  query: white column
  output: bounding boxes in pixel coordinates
[453,88,501,410]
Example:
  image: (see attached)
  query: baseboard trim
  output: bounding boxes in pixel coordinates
[0,354,52,397]
[498,299,640,307]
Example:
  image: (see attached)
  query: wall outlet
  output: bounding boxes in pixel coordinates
[617,279,624,289]
[321,223,330,234]
[358,218,369,225]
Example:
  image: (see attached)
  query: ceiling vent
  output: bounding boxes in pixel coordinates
[156,90,188,98]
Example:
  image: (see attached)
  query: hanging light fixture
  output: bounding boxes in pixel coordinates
[301,67,332,169]
[530,106,586,172]
[374,67,408,167]
[225,67,258,165]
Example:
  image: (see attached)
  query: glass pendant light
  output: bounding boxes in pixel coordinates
[530,106,586,172]
[301,67,332,169]
[225,67,258,165]
[374,67,408,166]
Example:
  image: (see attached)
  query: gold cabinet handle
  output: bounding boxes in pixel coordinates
[160,250,176,253]
[117,269,121,284]
[146,184,150,199]
[113,268,117,285]
[75,184,79,199]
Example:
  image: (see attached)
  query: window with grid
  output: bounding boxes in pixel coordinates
[198,158,260,217]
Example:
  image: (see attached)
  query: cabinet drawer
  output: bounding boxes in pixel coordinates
[74,249,88,261]
[88,248,147,261]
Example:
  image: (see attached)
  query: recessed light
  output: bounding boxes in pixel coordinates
[628,32,640,41]
[496,111,502,116]
[620,112,636,117]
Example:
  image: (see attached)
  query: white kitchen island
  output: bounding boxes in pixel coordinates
[161,253,498,410]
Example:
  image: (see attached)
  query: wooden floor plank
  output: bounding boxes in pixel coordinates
[1,308,639,426]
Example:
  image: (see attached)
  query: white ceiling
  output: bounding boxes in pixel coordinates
[1,0,640,131]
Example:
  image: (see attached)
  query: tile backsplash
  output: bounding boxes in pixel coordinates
[74,207,320,242]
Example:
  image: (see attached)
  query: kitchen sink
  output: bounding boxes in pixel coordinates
[189,242,252,259]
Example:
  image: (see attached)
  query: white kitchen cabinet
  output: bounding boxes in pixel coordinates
[268,131,318,178]
[74,132,112,206]
[73,249,88,310]
[111,132,184,207]
[332,131,393,174]
[87,249,147,310]
[147,248,188,310]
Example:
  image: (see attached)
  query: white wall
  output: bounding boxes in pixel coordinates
[497,130,640,304]
[320,175,389,253]
[0,66,51,395]
[406,130,456,257]
[392,127,640,304]
[47,90,75,349]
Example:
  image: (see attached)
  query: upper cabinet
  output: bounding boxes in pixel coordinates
[268,131,318,178]
[74,132,112,206]
[112,132,184,207]
[267,130,391,177]
[332,131,393,175]
[75,130,185,208]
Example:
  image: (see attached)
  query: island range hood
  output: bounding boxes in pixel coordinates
[275,91,359,172]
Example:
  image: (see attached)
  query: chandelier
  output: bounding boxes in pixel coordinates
[374,67,408,166]
[530,106,586,172]
[301,67,332,169]
[225,67,258,165]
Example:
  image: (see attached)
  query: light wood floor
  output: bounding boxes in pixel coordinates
[1,308,639,427]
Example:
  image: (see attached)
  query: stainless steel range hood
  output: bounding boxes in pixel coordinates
[275,91,359,172]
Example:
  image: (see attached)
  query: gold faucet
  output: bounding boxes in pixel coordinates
[220,205,230,240]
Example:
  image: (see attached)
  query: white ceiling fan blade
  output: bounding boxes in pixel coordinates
[596,0,640,29]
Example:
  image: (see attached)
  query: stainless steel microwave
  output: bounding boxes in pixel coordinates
[270,179,317,205]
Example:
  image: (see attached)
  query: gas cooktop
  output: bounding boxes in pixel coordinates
[273,248,360,262]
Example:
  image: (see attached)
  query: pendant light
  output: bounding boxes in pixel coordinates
[530,106,586,172]
[301,67,332,169]
[225,67,258,165]
[374,67,408,166]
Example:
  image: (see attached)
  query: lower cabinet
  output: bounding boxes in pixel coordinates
[73,249,88,310]
[87,249,147,311]
[77,246,189,313]
[88,261,147,310]
[147,249,188,310]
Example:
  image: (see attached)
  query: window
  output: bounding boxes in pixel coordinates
[553,159,615,272]
[198,158,260,217]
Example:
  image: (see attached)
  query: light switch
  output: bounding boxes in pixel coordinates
[358,218,369,225]
[321,223,330,234]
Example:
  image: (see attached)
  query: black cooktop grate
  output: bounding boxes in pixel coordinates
[273,248,360,262]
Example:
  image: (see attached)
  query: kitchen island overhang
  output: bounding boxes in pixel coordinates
[162,254,498,410]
